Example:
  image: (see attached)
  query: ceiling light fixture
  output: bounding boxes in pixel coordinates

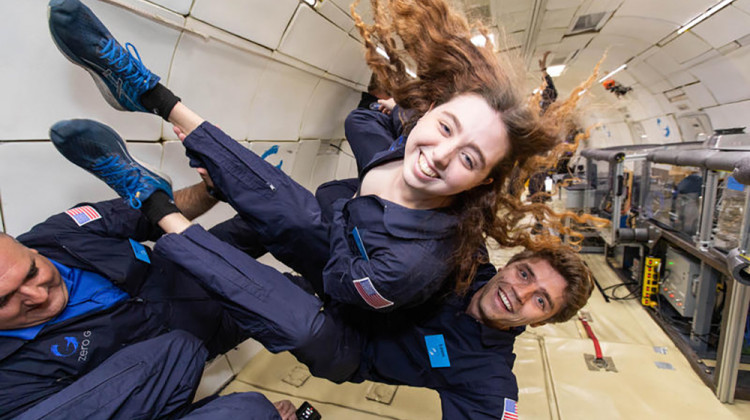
[598,64,627,83]
[471,34,496,48]
[302,0,317,6]
[546,65,565,77]
[677,0,734,34]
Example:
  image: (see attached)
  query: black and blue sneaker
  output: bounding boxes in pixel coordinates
[50,119,173,209]
[48,0,159,112]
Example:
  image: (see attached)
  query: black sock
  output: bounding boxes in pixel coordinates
[141,190,180,225]
[140,83,181,121]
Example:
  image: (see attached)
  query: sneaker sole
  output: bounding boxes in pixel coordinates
[48,5,130,112]
[76,122,173,191]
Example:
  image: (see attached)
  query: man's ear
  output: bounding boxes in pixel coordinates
[481,177,494,185]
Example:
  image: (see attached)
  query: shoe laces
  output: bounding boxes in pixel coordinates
[98,39,155,97]
[91,155,153,209]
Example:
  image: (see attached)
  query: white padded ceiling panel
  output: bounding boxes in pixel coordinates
[147,0,192,15]
[683,82,718,108]
[537,28,567,46]
[626,90,664,121]
[628,62,665,88]
[615,0,712,25]
[318,0,356,32]
[245,61,319,141]
[556,32,595,54]
[495,0,532,14]
[588,34,648,57]
[309,141,343,191]
[542,7,577,28]
[1,0,177,141]
[582,0,623,15]
[501,31,525,50]
[0,142,160,236]
[735,0,750,14]
[667,71,698,87]
[169,30,269,141]
[328,35,370,83]
[299,79,359,140]
[644,49,682,77]
[500,11,532,33]
[546,0,584,9]
[690,5,750,49]
[290,139,322,191]
[279,5,348,71]
[661,32,713,64]
[599,16,677,45]
[704,100,750,130]
[690,49,750,104]
[645,79,673,96]
[334,141,358,180]
[191,0,299,50]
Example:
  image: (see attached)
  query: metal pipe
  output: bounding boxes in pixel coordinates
[697,170,718,250]
[716,187,750,402]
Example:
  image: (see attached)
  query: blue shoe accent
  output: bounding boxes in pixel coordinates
[50,119,173,209]
[48,0,160,112]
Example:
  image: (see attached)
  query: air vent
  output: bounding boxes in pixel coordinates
[568,12,610,34]
[664,88,688,103]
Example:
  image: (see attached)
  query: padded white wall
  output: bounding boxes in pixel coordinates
[1,0,367,237]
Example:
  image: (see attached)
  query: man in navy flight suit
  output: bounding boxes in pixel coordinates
[0,183,286,419]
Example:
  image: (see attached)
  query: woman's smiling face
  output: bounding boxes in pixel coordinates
[400,93,510,208]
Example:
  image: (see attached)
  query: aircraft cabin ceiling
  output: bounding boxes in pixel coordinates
[459,0,750,145]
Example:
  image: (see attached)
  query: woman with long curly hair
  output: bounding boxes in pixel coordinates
[47,0,599,313]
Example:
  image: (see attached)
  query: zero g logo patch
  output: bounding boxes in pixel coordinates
[50,336,78,357]
[49,330,93,361]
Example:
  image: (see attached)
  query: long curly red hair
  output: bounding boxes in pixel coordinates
[352,0,606,294]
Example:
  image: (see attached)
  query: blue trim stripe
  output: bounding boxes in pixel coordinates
[351,227,369,261]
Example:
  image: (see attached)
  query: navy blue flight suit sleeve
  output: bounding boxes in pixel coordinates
[15,330,206,420]
[344,106,404,175]
[17,198,160,245]
[207,214,269,259]
[182,122,330,294]
[154,225,364,383]
[16,199,159,294]
[181,392,280,420]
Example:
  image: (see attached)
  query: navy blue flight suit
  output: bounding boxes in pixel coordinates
[344,105,404,175]
[183,121,459,312]
[154,223,523,420]
[16,330,281,420]
[0,199,243,418]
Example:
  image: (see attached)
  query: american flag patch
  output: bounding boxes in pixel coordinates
[502,398,518,420]
[353,277,394,309]
[65,205,102,226]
